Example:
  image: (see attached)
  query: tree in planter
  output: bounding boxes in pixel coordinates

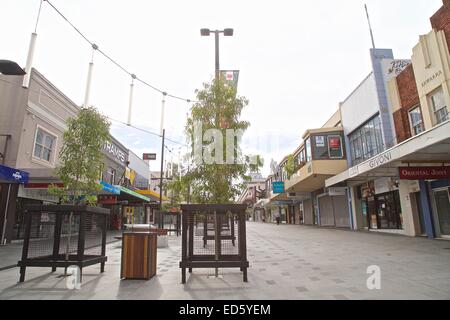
[184,77,263,204]
[49,106,110,271]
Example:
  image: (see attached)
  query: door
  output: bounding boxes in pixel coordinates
[376,191,402,229]
[434,188,450,236]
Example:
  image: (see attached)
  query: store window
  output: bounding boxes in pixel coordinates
[348,115,384,165]
[428,87,448,125]
[33,127,56,163]
[408,105,425,136]
[305,138,312,162]
[104,167,116,185]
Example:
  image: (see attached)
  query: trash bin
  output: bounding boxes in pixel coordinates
[120,231,157,280]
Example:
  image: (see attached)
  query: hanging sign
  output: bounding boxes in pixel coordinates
[272,181,285,194]
[0,165,29,183]
[399,167,450,180]
[143,153,157,160]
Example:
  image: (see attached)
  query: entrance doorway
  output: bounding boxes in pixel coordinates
[375,191,402,229]
[433,188,450,236]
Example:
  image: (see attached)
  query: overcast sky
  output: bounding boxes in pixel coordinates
[1,0,443,175]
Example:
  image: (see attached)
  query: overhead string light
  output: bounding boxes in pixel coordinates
[41,0,197,107]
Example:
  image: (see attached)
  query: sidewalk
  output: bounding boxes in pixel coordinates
[1,222,449,299]
[0,230,122,271]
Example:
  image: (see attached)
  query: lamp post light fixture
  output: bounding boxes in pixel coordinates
[200,28,234,80]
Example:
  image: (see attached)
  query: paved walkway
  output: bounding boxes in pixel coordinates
[0,223,449,300]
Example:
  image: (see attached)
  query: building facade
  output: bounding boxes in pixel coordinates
[327,0,450,239]
[0,68,152,241]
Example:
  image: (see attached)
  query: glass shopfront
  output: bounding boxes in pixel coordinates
[360,182,403,230]
[433,187,450,236]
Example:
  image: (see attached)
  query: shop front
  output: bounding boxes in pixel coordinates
[115,185,151,228]
[326,120,450,238]
[431,180,450,237]
[358,180,403,230]
[0,164,29,244]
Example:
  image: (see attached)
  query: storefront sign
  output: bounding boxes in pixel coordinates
[421,70,443,88]
[374,177,393,195]
[103,141,126,165]
[328,187,347,196]
[327,136,343,158]
[143,153,157,160]
[272,181,285,194]
[349,166,359,178]
[369,152,392,169]
[399,166,450,180]
[0,165,29,183]
[97,195,118,205]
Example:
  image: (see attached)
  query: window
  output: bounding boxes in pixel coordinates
[305,138,312,162]
[428,87,448,124]
[408,106,425,136]
[299,148,305,164]
[348,115,384,165]
[33,127,56,163]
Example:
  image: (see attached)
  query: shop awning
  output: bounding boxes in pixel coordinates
[115,185,151,202]
[135,189,168,201]
[0,165,29,183]
[100,181,120,195]
[325,120,450,187]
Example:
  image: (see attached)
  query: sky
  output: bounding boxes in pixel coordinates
[1,0,444,176]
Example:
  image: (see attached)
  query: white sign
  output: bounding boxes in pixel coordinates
[315,136,325,147]
[374,177,392,195]
[103,141,126,164]
[328,187,347,196]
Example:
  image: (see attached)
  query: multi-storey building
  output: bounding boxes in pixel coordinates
[237,172,266,222]
[0,68,152,242]
[327,0,450,238]
[269,110,350,228]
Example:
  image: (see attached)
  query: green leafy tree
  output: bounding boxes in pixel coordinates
[50,106,111,204]
[184,78,263,204]
[284,154,296,179]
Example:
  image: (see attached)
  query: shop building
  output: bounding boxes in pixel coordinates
[269,110,351,228]
[238,173,266,222]
[0,68,152,240]
[326,1,450,238]
[385,0,450,238]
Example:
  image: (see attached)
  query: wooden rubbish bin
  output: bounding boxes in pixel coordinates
[120,232,157,280]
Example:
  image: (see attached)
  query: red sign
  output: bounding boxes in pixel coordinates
[97,195,118,205]
[399,167,450,180]
[24,183,64,189]
[329,137,341,148]
[143,153,157,160]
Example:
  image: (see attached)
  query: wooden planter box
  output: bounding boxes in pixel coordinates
[120,231,157,280]
[179,204,249,283]
[18,205,110,283]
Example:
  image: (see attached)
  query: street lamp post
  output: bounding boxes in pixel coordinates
[200,28,234,79]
